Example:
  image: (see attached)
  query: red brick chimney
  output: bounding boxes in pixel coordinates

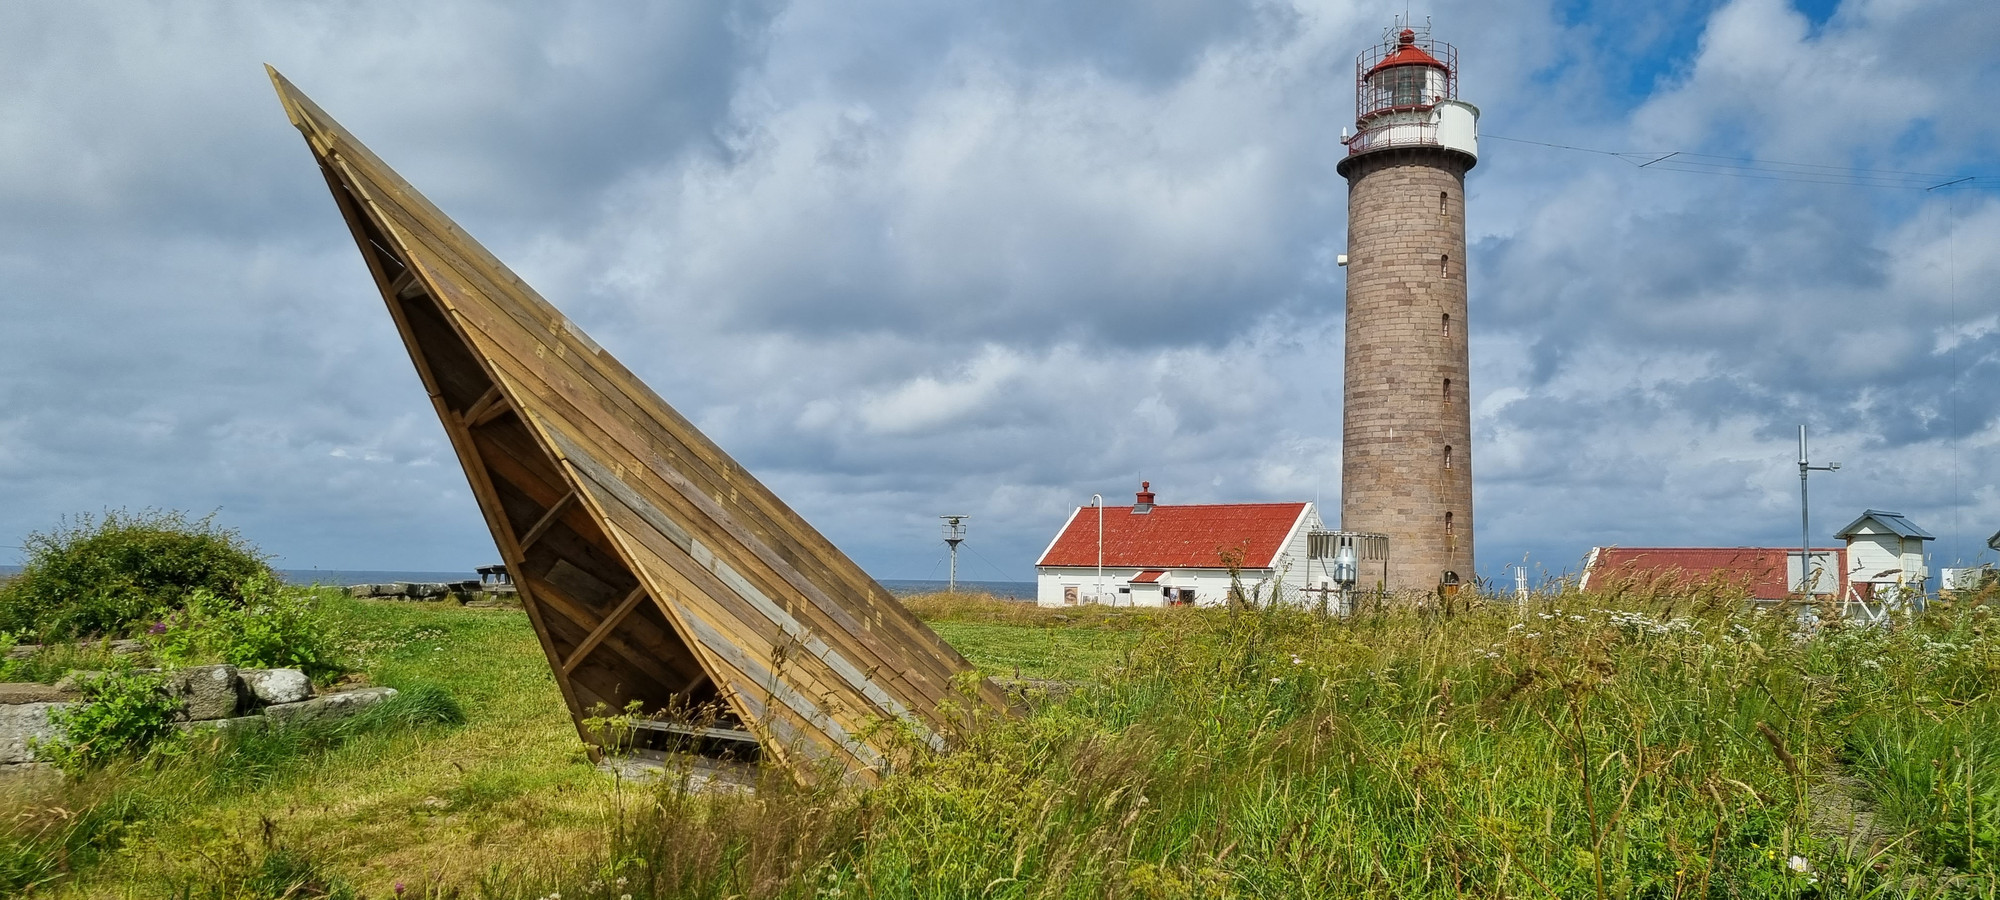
[1133,481,1155,514]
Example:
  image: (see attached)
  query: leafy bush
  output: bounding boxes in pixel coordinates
[149,582,349,681]
[35,670,182,774]
[0,510,273,640]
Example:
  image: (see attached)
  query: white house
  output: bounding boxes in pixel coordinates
[1034,483,1326,608]
[1836,509,1934,601]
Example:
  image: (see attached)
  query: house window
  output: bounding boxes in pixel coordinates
[1444,445,1453,469]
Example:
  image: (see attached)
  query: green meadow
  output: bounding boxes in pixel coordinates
[5,585,1998,899]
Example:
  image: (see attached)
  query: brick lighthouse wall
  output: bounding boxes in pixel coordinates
[1340,147,1474,592]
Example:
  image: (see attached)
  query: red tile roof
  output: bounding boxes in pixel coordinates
[1037,503,1309,570]
[1581,547,1846,601]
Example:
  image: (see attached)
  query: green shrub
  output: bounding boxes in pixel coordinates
[150,582,348,681]
[36,670,183,774]
[0,509,273,640]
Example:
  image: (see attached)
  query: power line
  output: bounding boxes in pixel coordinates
[1484,133,1998,191]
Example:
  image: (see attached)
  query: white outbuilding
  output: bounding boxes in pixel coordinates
[1835,509,1934,602]
[1034,483,1326,608]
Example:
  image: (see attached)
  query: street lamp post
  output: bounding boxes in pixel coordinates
[1091,493,1104,605]
[1798,425,1841,596]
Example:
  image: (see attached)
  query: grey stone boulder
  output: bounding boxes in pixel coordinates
[0,682,78,704]
[241,668,314,705]
[0,702,71,764]
[166,664,246,721]
[175,715,271,734]
[263,686,397,725]
[53,668,160,693]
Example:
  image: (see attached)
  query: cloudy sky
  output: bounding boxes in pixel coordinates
[2,0,1995,585]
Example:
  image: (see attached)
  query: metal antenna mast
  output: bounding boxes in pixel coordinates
[1798,425,1840,595]
[940,515,968,594]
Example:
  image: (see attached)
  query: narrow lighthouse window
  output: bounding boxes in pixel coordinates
[1443,377,1451,406]
[1442,313,1450,337]
[1440,254,1450,278]
[1445,512,1455,550]
[1440,191,1448,219]
[1444,445,1453,469]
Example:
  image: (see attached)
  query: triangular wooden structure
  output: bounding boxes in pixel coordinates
[268,68,1007,783]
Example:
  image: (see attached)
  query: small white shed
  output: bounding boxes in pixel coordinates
[1835,509,1933,600]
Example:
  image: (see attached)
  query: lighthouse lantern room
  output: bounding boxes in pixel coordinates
[1341,25,1479,165]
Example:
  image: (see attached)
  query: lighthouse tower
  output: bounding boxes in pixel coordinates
[1337,24,1478,593]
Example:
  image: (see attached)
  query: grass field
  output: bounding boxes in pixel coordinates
[7,589,2000,898]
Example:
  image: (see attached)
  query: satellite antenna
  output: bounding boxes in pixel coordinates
[940,515,969,593]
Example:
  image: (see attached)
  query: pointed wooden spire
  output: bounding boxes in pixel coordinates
[267,67,1008,783]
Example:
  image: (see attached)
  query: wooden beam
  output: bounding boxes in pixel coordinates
[460,383,504,426]
[389,267,421,299]
[468,392,513,428]
[518,490,578,551]
[561,585,648,675]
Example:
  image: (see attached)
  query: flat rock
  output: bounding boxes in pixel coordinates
[263,686,397,725]
[0,683,77,704]
[167,664,245,721]
[0,702,71,764]
[175,714,271,734]
[241,668,313,705]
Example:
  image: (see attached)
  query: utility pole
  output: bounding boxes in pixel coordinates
[1090,494,1104,604]
[1798,425,1840,595]
[940,515,968,593]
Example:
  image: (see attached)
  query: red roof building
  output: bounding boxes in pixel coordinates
[1034,483,1323,607]
[1580,546,1846,601]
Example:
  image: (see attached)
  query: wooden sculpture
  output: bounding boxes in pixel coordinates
[269,68,1007,783]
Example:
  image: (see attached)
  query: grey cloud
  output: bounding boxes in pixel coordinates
[3,0,1996,586]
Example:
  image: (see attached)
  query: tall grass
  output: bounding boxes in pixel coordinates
[531,592,1999,899]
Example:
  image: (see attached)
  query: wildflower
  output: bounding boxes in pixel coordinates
[1788,856,1810,873]
[395,883,406,897]
[617,878,628,887]
[1270,677,1282,684]
[147,620,169,635]
[1290,655,1303,665]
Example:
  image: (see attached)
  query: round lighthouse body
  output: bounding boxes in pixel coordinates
[1337,24,1477,594]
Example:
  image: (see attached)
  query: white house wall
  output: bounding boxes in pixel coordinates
[1036,567,1274,608]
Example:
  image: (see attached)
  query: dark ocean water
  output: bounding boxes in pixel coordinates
[878,579,1035,600]
[278,569,478,586]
